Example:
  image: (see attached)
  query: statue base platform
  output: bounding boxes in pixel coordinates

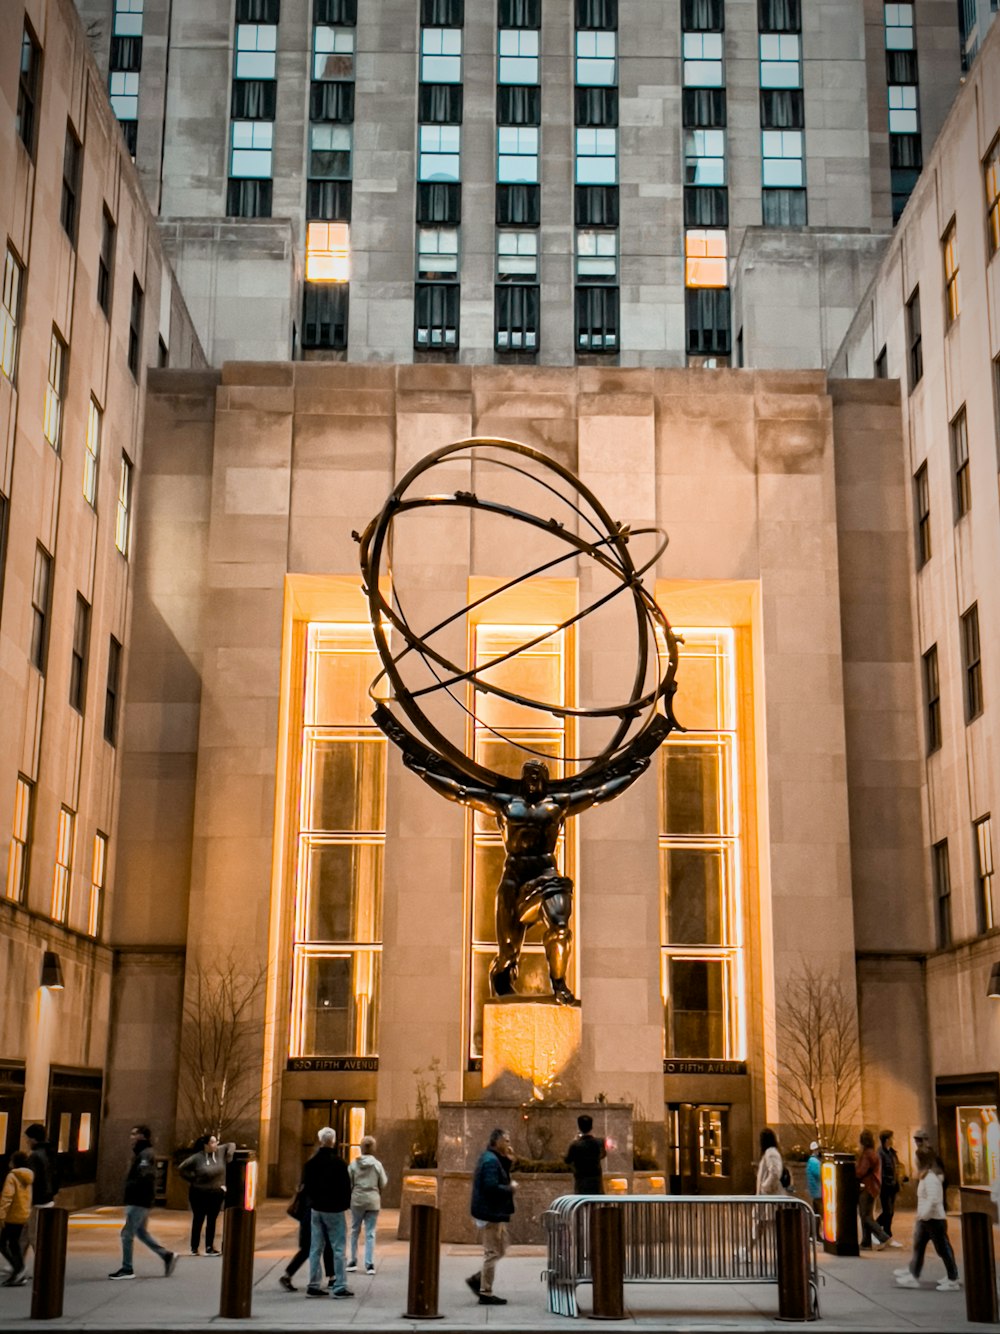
[482,996,582,1101]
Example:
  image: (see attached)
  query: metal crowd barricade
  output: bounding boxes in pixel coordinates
[541,1195,820,1319]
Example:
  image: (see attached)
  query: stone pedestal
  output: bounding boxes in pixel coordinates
[482,997,583,1101]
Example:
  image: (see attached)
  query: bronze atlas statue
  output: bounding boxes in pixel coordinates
[355,438,680,1006]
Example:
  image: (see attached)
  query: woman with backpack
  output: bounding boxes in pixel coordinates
[347,1136,388,1275]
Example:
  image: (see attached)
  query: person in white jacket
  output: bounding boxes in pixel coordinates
[756,1128,785,1196]
[895,1147,961,1290]
[347,1136,388,1275]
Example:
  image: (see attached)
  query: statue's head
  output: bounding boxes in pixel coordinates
[520,759,549,797]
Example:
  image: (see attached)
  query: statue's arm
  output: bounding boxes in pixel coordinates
[402,754,501,815]
[562,755,651,816]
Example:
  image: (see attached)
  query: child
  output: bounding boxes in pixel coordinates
[0,1151,34,1286]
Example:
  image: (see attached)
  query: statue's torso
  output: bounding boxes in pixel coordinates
[497,794,564,857]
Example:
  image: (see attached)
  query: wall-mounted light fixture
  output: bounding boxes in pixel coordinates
[987,963,1000,999]
[40,951,64,990]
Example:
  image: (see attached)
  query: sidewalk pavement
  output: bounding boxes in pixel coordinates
[0,1201,991,1331]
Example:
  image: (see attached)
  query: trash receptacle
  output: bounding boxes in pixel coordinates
[821,1153,859,1257]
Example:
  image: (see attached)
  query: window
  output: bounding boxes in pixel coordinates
[761,129,803,187]
[5,777,32,902]
[113,0,144,37]
[952,408,970,520]
[987,137,1000,257]
[576,230,617,281]
[70,595,90,713]
[51,808,75,924]
[684,88,727,128]
[227,178,273,218]
[914,461,930,566]
[686,287,731,355]
[109,71,139,120]
[759,34,801,88]
[88,833,108,937]
[905,287,921,388]
[84,399,101,507]
[310,80,353,122]
[418,126,460,182]
[61,127,81,245]
[759,88,803,128]
[576,0,617,25]
[414,283,459,348]
[305,222,350,281]
[115,455,133,556]
[500,30,539,84]
[884,2,914,49]
[682,32,723,87]
[17,24,41,157]
[118,118,138,159]
[975,816,995,934]
[419,181,462,224]
[422,0,463,21]
[417,227,459,279]
[943,220,959,323]
[496,231,537,280]
[43,332,66,449]
[309,125,351,179]
[104,637,122,745]
[233,78,277,119]
[685,229,727,287]
[302,282,349,349]
[758,0,800,30]
[235,23,276,78]
[576,31,616,86]
[420,28,462,83]
[308,179,352,221]
[128,278,143,376]
[685,129,726,186]
[875,345,888,378]
[316,0,357,20]
[497,127,538,183]
[575,285,618,351]
[923,645,941,753]
[31,545,53,674]
[420,83,463,123]
[231,120,273,177]
[961,604,983,722]
[313,25,354,80]
[888,84,918,133]
[932,840,951,947]
[762,187,806,225]
[576,183,619,226]
[495,284,539,351]
[97,211,114,315]
[575,129,617,185]
[1,248,23,382]
[683,0,724,29]
[498,0,538,22]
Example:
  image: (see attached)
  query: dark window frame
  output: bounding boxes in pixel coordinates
[414,282,460,351]
[913,461,930,568]
[61,125,82,246]
[906,287,922,389]
[104,636,122,746]
[932,839,951,948]
[875,345,887,378]
[302,281,349,350]
[951,406,970,520]
[69,594,90,714]
[128,276,143,377]
[17,23,42,158]
[575,284,619,353]
[961,603,983,722]
[922,644,941,753]
[494,283,539,353]
[226,178,274,218]
[974,815,995,934]
[97,209,115,316]
[30,544,53,675]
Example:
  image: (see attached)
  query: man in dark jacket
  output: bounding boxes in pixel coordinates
[302,1127,353,1299]
[466,1128,516,1306]
[565,1114,606,1194]
[109,1126,176,1279]
[23,1124,58,1264]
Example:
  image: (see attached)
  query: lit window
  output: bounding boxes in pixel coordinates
[309,124,352,179]
[684,129,726,186]
[313,25,354,80]
[109,71,139,120]
[418,125,461,182]
[116,455,133,556]
[759,33,801,88]
[417,227,459,278]
[499,29,539,84]
[231,120,273,177]
[306,222,350,281]
[575,128,617,185]
[43,332,65,449]
[5,776,32,903]
[88,833,107,937]
[420,28,462,83]
[51,807,75,924]
[1,248,23,382]
[84,399,101,506]
[761,129,804,187]
[683,31,723,87]
[883,2,914,48]
[497,231,537,280]
[943,219,959,323]
[888,84,919,133]
[576,229,617,281]
[685,229,727,286]
[235,23,277,79]
[986,138,1000,257]
[575,31,616,86]
[497,127,539,183]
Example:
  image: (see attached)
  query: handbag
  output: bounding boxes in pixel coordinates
[287,1185,308,1221]
[780,1165,792,1190]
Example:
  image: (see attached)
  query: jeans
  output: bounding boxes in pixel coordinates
[350,1207,378,1269]
[121,1205,170,1269]
[189,1187,224,1251]
[877,1186,898,1236]
[910,1217,958,1280]
[309,1210,346,1290]
[0,1223,24,1273]
[287,1209,333,1279]
[859,1190,889,1246]
[479,1221,508,1295]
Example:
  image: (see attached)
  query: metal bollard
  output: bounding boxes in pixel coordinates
[30,1207,68,1320]
[961,1212,999,1325]
[219,1157,258,1318]
[589,1204,625,1321]
[775,1205,811,1322]
[404,1203,443,1319]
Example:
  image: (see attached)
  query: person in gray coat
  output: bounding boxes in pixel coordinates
[347,1136,388,1274]
[178,1135,235,1256]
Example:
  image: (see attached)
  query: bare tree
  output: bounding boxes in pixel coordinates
[177,956,268,1145]
[775,962,862,1149]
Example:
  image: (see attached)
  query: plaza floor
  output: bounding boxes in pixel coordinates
[0,1201,991,1332]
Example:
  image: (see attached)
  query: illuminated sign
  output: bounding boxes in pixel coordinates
[821,1161,837,1243]
[244,1159,258,1212]
[957,1105,999,1190]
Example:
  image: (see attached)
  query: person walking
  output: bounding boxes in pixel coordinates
[0,1151,33,1286]
[178,1134,234,1256]
[466,1128,517,1306]
[755,1128,785,1196]
[301,1127,352,1299]
[108,1125,177,1279]
[565,1114,606,1194]
[856,1129,896,1249]
[23,1124,58,1265]
[279,1195,334,1293]
[806,1142,823,1238]
[347,1135,387,1275]
[877,1129,905,1238]
[894,1146,961,1290]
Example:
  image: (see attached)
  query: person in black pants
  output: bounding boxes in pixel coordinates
[178,1135,234,1256]
[565,1114,607,1194]
[279,1206,334,1292]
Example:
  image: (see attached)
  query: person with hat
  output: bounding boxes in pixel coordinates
[806,1142,823,1238]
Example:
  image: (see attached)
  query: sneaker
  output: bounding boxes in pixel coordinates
[205,1248,221,1257]
[191,1249,200,1257]
[108,1268,135,1280]
[279,1274,296,1292]
[479,1293,507,1305]
[465,1274,481,1295]
[893,1267,911,1277]
[332,1288,354,1298]
[937,1278,962,1291]
[887,1239,903,1248]
[2,1271,27,1288]
[895,1273,920,1288]
[164,1252,178,1277]
[366,1265,376,1275]
[346,1261,357,1272]
[306,1286,329,1297]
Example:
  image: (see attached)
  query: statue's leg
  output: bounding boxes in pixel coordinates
[490,875,525,997]
[541,891,576,1004]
